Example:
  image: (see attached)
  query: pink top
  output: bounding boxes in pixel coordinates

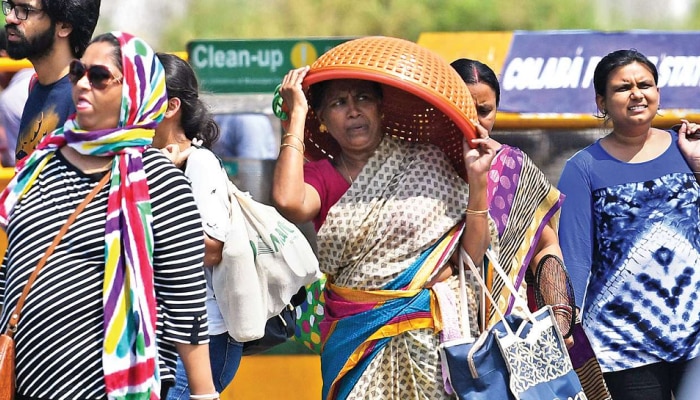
[303,158,350,231]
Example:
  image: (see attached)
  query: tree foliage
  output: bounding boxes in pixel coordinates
[159,0,697,51]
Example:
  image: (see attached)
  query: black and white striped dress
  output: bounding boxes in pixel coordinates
[0,148,209,399]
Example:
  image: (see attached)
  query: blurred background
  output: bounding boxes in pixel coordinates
[97,0,700,51]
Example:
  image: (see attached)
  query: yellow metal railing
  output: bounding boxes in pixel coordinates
[495,111,700,130]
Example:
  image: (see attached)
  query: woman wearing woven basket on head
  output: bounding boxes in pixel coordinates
[272,45,496,399]
[0,32,217,399]
[267,34,581,399]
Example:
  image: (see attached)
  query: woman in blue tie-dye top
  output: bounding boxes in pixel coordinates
[558,49,700,400]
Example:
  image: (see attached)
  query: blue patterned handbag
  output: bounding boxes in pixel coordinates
[495,306,585,400]
[440,318,515,399]
[439,248,515,399]
[439,249,586,400]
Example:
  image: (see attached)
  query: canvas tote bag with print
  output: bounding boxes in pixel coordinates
[213,180,322,342]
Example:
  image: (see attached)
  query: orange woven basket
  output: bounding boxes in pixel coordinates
[302,36,478,179]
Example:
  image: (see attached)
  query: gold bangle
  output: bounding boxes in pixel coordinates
[280,143,304,155]
[282,133,305,150]
[465,208,489,215]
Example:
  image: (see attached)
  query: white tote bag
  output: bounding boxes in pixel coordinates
[213,180,322,342]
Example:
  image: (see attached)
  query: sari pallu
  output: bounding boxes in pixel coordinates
[483,145,565,325]
[316,137,470,288]
[316,137,475,399]
[320,225,463,400]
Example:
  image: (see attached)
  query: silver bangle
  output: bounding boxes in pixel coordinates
[190,392,220,400]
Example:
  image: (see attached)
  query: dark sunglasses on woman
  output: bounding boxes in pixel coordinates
[68,60,123,90]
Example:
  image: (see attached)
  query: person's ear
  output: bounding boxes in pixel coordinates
[164,97,181,119]
[56,22,72,39]
[595,94,606,116]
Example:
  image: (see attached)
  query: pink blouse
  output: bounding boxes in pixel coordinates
[303,158,350,231]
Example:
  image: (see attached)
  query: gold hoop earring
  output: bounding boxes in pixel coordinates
[319,124,327,133]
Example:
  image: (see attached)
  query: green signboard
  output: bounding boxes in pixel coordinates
[187,38,354,94]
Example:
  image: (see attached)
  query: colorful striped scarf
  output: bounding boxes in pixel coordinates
[0,31,167,399]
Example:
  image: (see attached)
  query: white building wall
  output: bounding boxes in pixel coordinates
[96,0,190,49]
[595,0,695,28]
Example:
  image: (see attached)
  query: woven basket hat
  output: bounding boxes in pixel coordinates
[302,36,478,179]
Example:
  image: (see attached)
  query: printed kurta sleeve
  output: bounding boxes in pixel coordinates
[557,157,594,309]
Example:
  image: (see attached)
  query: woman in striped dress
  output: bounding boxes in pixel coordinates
[0,32,217,399]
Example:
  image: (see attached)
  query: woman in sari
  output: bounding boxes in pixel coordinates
[272,60,494,398]
[451,58,574,337]
[453,57,614,400]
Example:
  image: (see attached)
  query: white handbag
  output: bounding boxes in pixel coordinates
[213,180,322,342]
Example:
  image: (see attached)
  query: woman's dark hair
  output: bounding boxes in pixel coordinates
[89,32,121,72]
[156,52,220,149]
[308,79,383,113]
[41,0,101,58]
[451,58,501,107]
[593,49,658,97]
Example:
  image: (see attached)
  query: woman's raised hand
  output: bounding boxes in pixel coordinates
[279,66,311,122]
[463,122,498,186]
[678,119,700,173]
[161,144,194,168]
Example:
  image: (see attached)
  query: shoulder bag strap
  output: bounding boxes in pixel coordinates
[459,248,513,335]
[5,171,111,337]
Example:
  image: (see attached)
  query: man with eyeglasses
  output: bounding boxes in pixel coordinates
[0,27,32,167]
[2,0,100,163]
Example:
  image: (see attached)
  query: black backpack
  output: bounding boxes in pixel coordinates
[242,286,306,355]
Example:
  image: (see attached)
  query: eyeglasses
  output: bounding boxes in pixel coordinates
[68,60,123,90]
[1,1,44,20]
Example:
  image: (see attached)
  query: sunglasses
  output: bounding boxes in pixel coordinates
[68,60,122,90]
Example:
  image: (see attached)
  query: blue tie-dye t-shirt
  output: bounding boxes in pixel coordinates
[558,130,700,373]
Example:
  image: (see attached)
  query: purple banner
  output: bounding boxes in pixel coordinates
[500,31,700,114]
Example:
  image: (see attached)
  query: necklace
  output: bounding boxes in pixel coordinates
[339,154,354,185]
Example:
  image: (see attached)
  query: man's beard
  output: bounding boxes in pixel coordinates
[5,23,55,61]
